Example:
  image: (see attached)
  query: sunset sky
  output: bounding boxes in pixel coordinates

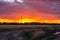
[0,0,60,23]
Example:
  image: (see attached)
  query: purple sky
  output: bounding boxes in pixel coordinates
[0,0,60,20]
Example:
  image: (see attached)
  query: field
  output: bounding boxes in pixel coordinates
[0,25,60,40]
[0,25,60,29]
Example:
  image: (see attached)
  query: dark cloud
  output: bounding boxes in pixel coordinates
[25,0,60,13]
[24,0,60,19]
[0,0,23,19]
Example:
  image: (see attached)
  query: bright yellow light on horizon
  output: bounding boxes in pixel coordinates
[0,18,60,23]
[18,18,37,23]
[0,18,38,23]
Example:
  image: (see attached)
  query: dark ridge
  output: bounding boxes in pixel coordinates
[0,22,60,25]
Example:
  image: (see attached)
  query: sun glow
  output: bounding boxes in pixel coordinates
[17,18,37,23]
[0,18,38,23]
[0,18,60,23]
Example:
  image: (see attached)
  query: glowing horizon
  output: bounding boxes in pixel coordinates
[0,18,60,23]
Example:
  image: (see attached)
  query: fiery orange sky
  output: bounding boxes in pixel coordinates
[0,0,60,23]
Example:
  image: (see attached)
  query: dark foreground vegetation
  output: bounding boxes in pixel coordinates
[0,22,60,25]
[0,25,60,40]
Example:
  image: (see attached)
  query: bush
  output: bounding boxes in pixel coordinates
[22,30,33,40]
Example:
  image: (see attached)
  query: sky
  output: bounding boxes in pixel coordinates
[0,0,60,23]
